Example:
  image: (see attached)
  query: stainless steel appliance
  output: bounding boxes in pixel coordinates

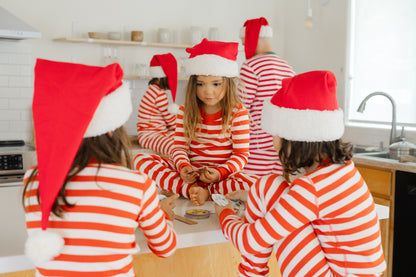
[0,140,36,186]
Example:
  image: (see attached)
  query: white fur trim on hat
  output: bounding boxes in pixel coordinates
[185,54,238,77]
[25,230,65,265]
[261,98,344,142]
[149,66,166,78]
[84,82,132,138]
[168,103,179,115]
[239,25,273,38]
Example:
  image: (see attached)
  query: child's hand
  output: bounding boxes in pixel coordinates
[214,200,233,216]
[180,166,198,184]
[199,167,220,183]
[226,190,248,202]
[160,194,179,220]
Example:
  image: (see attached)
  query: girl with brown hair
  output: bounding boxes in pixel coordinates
[215,71,386,276]
[23,60,178,276]
[137,53,178,156]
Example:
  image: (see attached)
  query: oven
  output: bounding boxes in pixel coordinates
[0,140,36,187]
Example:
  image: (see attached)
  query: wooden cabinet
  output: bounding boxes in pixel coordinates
[0,243,281,277]
[356,164,394,277]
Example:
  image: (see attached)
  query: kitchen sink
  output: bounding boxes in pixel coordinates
[352,144,384,154]
[354,151,392,159]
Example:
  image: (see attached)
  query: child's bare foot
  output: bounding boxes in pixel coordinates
[189,185,210,206]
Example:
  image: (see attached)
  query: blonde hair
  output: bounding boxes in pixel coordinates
[183,75,241,142]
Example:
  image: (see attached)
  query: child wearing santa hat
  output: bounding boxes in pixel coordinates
[137,53,178,156]
[23,59,178,276]
[134,39,259,206]
[238,17,295,176]
[215,71,386,276]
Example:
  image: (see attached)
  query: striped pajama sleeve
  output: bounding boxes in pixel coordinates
[219,161,386,276]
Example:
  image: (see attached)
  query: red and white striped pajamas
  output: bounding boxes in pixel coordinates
[137,84,176,156]
[238,53,295,176]
[134,104,259,198]
[219,160,386,276]
[24,163,176,276]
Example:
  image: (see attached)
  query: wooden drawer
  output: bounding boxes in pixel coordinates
[356,165,392,198]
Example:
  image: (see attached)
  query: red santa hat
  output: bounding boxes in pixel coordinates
[261,71,344,142]
[149,53,179,114]
[25,59,132,265]
[185,38,239,77]
[240,17,273,59]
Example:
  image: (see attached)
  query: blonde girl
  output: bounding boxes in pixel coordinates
[134,39,258,206]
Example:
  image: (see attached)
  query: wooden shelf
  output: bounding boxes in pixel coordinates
[124,75,188,81]
[53,37,191,49]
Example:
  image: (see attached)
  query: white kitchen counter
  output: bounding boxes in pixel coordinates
[0,196,389,274]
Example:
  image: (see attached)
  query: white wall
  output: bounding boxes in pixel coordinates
[283,0,348,110]
[0,0,287,140]
[2,0,405,148]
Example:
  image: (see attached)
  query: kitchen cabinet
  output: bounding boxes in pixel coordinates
[355,164,394,277]
[0,242,281,277]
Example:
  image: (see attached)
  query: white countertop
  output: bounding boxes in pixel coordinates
[0,196,389,274]
[353,154,416,173]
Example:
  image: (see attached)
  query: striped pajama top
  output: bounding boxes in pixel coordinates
[238,53,295,152]
[172,103,250,180]
[137,84,176,155]
[219,160,386,276]
[24,163,177,276]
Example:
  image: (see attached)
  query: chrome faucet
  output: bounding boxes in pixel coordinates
[357,91,402,146]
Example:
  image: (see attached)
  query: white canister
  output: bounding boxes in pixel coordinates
[158,28,171,44]
[208,27,219,41]
[190,26,202,45]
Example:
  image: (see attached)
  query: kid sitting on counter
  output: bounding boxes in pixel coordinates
[137,53,178,156]
[23,59,178,276]
[134,39,258,206]
[215,71,386,276]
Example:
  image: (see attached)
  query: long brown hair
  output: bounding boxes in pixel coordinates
[22,126,132,217]
[183,75,241,142]
[279,139,353,175]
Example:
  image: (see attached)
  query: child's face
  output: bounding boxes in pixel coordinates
[196,75,226,113]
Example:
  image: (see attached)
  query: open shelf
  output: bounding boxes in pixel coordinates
[53,37,191,49]
[124,75,188,81]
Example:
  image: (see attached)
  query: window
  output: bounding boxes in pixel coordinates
[346,0,416,128]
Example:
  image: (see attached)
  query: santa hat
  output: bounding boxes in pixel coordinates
[185,38,239,77]
[261,71,344,142]
[25,59,132,265]
[149,53,179,114]
[240,17,273,59]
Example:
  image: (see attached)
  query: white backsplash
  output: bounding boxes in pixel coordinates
[0,40,33,142]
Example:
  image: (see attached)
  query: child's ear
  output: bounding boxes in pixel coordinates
[107,131,113,137]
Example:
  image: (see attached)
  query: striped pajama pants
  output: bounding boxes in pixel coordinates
[138,131,174,157]
[134,153,259,198]
[244,148,283,177]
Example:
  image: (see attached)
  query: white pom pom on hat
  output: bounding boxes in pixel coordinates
[25,230,65,265]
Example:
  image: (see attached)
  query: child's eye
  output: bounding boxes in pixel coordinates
[213,82,222,87]
[196,82,203,87]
